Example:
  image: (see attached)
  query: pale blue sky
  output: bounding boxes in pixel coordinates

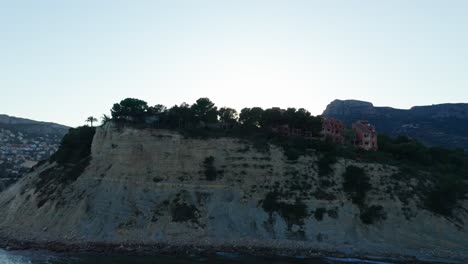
[1,0,467,127]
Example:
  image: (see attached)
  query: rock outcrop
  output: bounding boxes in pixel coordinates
[0,123,466,261]
[322,100,468,151]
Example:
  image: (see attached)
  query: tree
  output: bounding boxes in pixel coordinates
[148,104,167,115]
[218,107,238,124]
[283,107,298,126]
[167,102,195,128]
[239,107,264,127]
[306,116,323,136]
[344,128,357,144]
[110,98,149,122]
[342,165,371,206]
[191,98,218,123]
[101,114,111,125]
[261,108,283,128]
[85,116,98,127]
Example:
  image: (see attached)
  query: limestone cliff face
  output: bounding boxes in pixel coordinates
[0,123,466,260]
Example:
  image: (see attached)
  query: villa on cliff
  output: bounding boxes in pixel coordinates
[269,117,378,151]
[321,118,378,151]
[352,120,378,151]
[321,118,346,143]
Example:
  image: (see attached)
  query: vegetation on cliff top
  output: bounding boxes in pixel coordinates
[109,97,323,135]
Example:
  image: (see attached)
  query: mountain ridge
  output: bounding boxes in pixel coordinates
[0,114,69,135]
[322,99,468,151]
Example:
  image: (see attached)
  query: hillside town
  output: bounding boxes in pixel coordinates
[0,128,61,183]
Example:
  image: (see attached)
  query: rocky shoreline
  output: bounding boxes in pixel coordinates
[0,238,457,264]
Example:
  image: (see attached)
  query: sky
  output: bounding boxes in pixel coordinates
[1,0,467,127]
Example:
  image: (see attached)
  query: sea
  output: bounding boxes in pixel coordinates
[0,249,426,264]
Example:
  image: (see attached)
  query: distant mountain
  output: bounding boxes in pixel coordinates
[0,114,69,135]
[0,114,70,190]
[322,99,468,151]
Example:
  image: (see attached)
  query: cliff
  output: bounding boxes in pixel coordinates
[0,123,466,261]
[322,99,468,151]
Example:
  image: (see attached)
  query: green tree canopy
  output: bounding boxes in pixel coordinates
[85,116,98,127]
[261,108,283,127]
[191,98,218,123]
[239,107,264,127]
[111,98,149,121]
[148,104,167,115]
[167,102,195,128]
[218,107,238,124]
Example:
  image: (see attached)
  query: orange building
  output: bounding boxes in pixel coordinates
[321,118,346,143]
[352,120,378,151]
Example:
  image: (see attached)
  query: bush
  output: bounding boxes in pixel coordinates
[262,191,308,226]
[425,174,466,216]
[262,191,280,213]
[171,203,199,222]
[342,165,371,206]
[317,154,337,176]
[360,205,386,224]
[314,208,326,221]
[252,137,270,153]
[203,156,217,181]
[50,126,96,164]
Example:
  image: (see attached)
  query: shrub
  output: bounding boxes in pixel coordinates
[425,174,466,216]
[50,126,96,164]
[327,208,338,219]
[252,137,270,153]
[171,203,199,222]
[262,191,280,213]
[360,205,386,224]
[342,165,371,206]
[317,154,337,176]
[262,191,308,226]
[278,199,308,226]
[314,208,326,221]
[203,156,217,181]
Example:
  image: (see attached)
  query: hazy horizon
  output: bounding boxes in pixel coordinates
[2,1,467,127]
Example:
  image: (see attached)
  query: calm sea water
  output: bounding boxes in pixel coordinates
[0,249,401,264]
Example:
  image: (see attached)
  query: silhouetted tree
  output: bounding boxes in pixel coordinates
[261,108,283,128]
[218,107,238,124]
[111,98,149,122]
[191,98,218,124]
[148,104,167,115]
[239,107,264,127]
[85,116,98,127]
[167,102,195,128]
[101,114,111,125]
